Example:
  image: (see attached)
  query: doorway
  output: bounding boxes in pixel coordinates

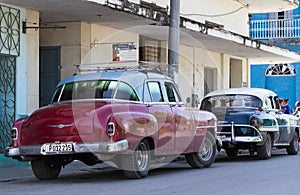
[230,58,242,88]
[39,46,61,107]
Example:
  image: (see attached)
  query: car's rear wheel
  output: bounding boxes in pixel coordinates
[225,148,239,157]
[257,133,272,159]
[286,131,299,155]
[121,139,151,179]
[185,131,216,168]
[31,158,61,180]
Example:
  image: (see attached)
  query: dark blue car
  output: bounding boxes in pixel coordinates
[201,88,300,159]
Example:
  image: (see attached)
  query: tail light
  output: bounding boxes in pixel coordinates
[11,127,18,140]
[107,117,126,141]
[106,122,115,137]
[258,107,263,112]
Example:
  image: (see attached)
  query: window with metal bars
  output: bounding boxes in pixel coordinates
[139,37,161,62]
[0,55,16,152]
[265,63,296,76]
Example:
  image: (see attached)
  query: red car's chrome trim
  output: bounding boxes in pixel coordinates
[5,140,129,157]
[48,124,74,129]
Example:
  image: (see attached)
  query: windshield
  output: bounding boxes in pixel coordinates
[201,94,262,111]
[51,80,139,103]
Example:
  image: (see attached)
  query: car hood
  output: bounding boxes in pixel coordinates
[20,100,109,144]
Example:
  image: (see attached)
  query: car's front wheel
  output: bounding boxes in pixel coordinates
[257,133,272,159]
[185,131,216,168]
[31,158,62,180]
[286,131,299,155]
[120,139,151,179]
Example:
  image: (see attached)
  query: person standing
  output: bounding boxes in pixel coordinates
[293,101,300,117]
[281,98,290,114]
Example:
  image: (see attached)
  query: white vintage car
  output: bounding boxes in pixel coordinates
[200,87,300,159]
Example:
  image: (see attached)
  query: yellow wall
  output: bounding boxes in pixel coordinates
[40,22,83,79]
[40,22,250,102]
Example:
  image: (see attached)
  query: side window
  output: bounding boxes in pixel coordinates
[264,96,273,110]
[115,82,139,101]
[164,82,180,103]
[274,96,281,109]
[147,82,164,102]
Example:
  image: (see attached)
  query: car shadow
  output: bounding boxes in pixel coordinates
[10,161,199,184]
[215,149,293,163]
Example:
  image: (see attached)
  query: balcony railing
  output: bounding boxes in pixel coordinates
[250,18,300,39]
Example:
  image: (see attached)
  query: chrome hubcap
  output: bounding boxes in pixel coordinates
[136,142,149,171]
[199,137,213,161]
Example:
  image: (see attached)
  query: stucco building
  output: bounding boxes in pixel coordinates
[1,0,300,165]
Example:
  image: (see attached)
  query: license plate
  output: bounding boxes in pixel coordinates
[41,143,73,154]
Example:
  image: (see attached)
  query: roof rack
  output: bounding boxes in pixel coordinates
[73,61,166,74]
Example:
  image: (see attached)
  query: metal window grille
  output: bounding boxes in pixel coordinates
[0,5,20,56]
[0,56,16,152]
[139,37,161,62]
[265,63,296,76]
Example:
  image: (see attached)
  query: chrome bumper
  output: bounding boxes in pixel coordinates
[218,135,263,143]
[5,140,129,157]
[217,122,263,144]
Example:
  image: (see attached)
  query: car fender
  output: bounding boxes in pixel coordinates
[111,111,158,151]
[11,117,28,147]
[192,110,217,150]
[251,112,279,132]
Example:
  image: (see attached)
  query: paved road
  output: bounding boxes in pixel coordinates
[1,149,300,195]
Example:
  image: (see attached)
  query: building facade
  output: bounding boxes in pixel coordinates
[0,0,300,165]
[250,6,300,110]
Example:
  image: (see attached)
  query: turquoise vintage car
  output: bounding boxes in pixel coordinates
[201,88,300,159]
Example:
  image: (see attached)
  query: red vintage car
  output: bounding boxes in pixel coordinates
[5,65,219,180]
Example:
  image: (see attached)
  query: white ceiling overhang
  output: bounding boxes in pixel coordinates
[2,0,300,64]
[244,0,299,13]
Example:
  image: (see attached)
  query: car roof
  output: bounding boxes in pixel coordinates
[57,70,171,89]
[204,88,277,101]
